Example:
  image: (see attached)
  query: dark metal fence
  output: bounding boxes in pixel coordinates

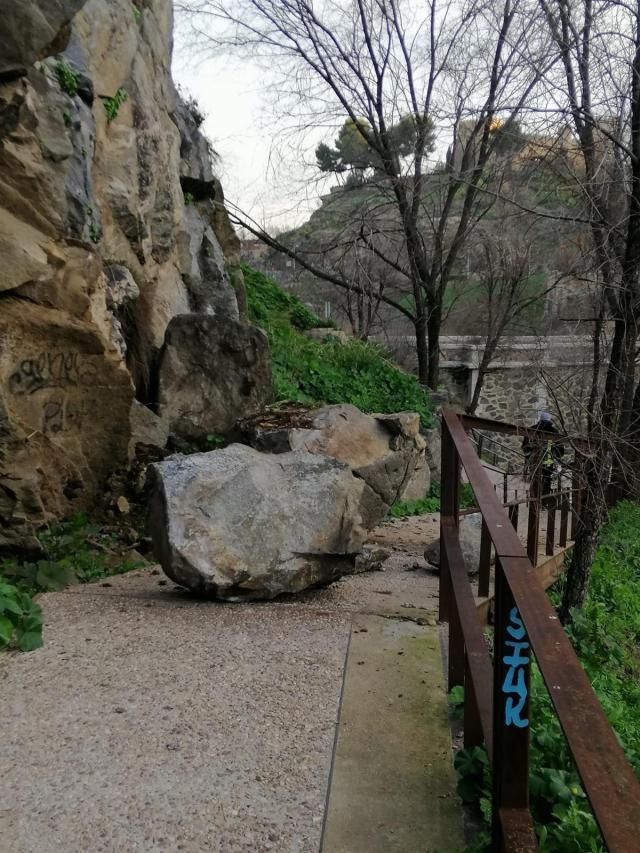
[439,408,640,852]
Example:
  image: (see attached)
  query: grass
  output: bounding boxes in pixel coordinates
[244,264,433,427]
[388,482,477,518]
[0,514,146,652]
[454,501,640,851]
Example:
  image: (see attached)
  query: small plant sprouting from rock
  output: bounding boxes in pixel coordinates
[62,110,72,128]
[183,191,195,206]
[132,3,141,23]
[102,88,128,123]
[89,221,101,244]
[56,60,81,97]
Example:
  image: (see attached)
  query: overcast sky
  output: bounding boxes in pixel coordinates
[172,33,328,231]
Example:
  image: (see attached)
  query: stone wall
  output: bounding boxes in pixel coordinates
[386,334,597,429]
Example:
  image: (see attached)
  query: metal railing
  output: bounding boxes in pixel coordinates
[439,408,640,852]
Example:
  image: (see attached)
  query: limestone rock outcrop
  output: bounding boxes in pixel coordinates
[158,315,273,440]
[0,0,263,549]
[237,404,429,507]
[0,0,87,77]
[149,445,380,600]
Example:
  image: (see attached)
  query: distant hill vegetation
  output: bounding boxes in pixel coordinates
[243,265,433,427]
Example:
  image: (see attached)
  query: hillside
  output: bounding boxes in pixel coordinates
[244,265,433,427]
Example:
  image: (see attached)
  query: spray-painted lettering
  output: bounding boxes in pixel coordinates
[9,352,97,396]
[502,607,530,728]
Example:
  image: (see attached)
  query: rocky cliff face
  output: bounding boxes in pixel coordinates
[0,0,270,550]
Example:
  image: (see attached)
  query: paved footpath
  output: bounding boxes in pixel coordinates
[1,517,464,853]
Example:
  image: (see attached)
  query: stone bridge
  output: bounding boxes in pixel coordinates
[382,334,596,425]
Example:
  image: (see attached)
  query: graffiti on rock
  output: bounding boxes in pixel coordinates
[8,352,97,396]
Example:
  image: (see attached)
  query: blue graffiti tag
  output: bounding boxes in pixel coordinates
[502,607,530,728]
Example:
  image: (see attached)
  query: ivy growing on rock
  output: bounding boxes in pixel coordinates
[55,60,80,97]
[102,88,128,123]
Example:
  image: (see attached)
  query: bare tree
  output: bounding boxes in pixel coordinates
[326,240,389,340]
[465,232,563,414]
[536,0,640,618]
[178,0,550,388]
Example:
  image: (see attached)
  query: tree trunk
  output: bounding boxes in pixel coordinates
[466,346,495,415]
[414,314,429,386]
[426,309,441,390]
[559,454,610,622]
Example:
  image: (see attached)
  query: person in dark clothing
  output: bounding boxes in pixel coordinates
[522,411,565,495]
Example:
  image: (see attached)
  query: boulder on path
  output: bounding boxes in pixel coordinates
[237,404,429,508]
[148,444,385,600]
[157,315,273,441]
[424,512,489,575]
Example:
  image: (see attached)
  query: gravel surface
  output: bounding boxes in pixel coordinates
[1,516,443,853]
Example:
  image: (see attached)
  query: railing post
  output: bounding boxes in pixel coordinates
[464,652,484,749]
[492,559,531,851]
[478,519,492,598]
[546,498,556,556]
[439,418,460,624]
[559,493,569,547]
[526,471,541,566]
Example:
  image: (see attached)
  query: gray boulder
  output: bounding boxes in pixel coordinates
[237,404,428,508]
[424,512,489,574]
[148,444,385,600]
[0,0,88,75]
[423,424,442,483]
[157,314,273,440]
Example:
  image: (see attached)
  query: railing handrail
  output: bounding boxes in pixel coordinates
[440,408,640,852]
[461,412,590,450]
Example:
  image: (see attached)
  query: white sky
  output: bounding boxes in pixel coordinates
[172,41,328,231]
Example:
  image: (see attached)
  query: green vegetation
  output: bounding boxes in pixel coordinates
[0,514,145,652]
[183,191,195,206]
[102,88,128,123]
[132,3,141,23]
[316,115,434,187]
[89,221,101,243]
[244,264,433,427]
[388,483,477,518]
[0,579,43,652]
[55,60,80,97]
[455,501,640,851]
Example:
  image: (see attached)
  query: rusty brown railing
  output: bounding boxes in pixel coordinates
[439,408,640,852]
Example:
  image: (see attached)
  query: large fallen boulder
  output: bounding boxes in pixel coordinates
[157,315,273,441]
[237,404,429,507]
[148,444,385,600]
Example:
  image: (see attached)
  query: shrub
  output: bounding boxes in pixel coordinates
[244,264,433,427]
[0,579,43,652]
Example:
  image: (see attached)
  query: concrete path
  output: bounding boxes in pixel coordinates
[1,516,463,853]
